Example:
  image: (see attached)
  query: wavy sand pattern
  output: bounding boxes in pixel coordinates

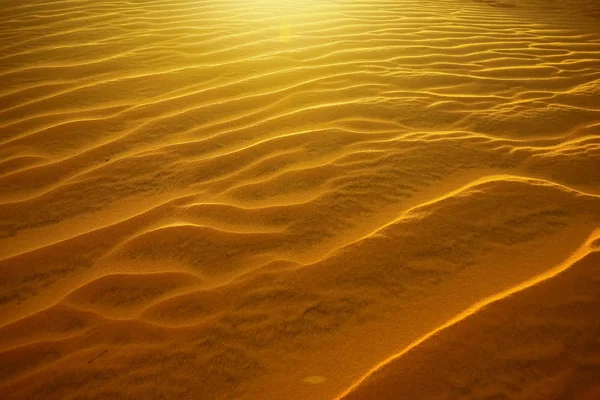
[1,0,599,399]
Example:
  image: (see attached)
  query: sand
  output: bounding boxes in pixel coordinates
[0,0,599,399]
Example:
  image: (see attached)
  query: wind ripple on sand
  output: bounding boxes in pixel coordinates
[0,0,599,399]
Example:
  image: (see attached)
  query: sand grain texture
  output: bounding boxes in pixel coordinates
[1,0,599,399]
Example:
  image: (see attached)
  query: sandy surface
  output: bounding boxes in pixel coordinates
[0,0,599,399]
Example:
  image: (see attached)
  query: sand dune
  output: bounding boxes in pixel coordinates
[1,0,599,399]
[338,239,600,400]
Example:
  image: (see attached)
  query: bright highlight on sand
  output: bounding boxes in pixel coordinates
[280,18,292,42]
[303,376,327,384]
[0,0,599,399]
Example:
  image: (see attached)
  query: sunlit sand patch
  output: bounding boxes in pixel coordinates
[280,18,292,43]
[303,375,327,384]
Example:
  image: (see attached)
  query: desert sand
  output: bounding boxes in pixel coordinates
[0,0,599,399]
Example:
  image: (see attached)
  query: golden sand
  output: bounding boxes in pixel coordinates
[1,0,599,399]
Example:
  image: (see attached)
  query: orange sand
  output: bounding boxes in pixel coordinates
[1,0,599,399]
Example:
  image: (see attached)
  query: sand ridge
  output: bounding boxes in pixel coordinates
[338,233,600,400]
[1,0,599,399]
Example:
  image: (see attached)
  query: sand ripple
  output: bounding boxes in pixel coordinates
[1,0,599,399]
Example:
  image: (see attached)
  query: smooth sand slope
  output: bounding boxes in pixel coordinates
[339,238,600,400]
[0,0,599,399]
